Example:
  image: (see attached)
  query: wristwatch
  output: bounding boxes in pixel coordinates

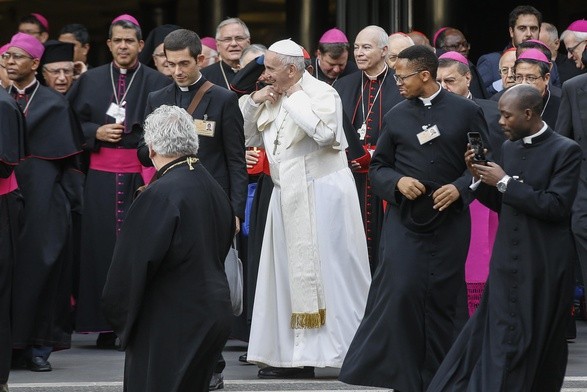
[497,175,511,193]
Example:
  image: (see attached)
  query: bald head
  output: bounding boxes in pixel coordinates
[407,31,432,48]
[501,84,543,115]
[387,33,414,68]
[498,84,544,140]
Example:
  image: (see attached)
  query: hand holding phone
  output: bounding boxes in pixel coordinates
[467,132,487,163]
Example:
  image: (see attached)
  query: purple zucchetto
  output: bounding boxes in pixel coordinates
[432,27,449,47]
[112,14,140,28]
[31,13,49,32]
[8,32,45,59]
[319,28,348,44]
[438,51,469,66]
[567,20,587,33]
[201,37,217,52]
[517,48,550,64]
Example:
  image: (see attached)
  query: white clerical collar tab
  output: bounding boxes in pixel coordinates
[179,86,189,92]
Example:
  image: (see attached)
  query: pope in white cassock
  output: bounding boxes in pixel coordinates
[241,39,371,379]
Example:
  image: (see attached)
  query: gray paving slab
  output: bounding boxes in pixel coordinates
[6,321,587,391]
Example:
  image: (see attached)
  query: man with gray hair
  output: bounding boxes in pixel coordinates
[242,38,370,379]
[335,25,403,272]
[102,105,235,392]
[201,17,251,89]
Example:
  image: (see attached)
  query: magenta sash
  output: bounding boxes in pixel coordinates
[90,148,154,184]
[0,172,18,195]
[465,200,498,283]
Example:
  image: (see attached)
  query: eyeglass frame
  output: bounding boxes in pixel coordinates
[566,40,587,55]
[393,70,422,84]
[499,66,515,76]
[216,36,249,44]
[514,74,544,84]
[441,41,470,52]
[1,52,34,61]
[43,66,75,77]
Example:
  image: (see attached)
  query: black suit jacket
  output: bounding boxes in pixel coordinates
[143,77,248,219]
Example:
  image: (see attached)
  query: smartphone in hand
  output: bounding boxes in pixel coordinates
[467,132,488,163]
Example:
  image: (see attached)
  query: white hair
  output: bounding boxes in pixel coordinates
[561,29,587,43]
[144,105,199,157]
[388,33,414,47]
[272,52,306,73]
[359,25,389,48]
[216,17,250,39]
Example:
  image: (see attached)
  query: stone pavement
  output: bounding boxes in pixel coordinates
[7,321,587,391]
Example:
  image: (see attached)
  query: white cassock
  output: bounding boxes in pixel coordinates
[242,71,371,368]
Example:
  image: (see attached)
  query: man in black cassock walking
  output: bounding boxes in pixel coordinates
[339,45,489,391]
[428,84,581,392]
[102,105,234,392]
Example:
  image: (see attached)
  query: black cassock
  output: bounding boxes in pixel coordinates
[335,67,403,272]
[201,60,238,89]
[0,87,26,383]
[102,157,234,392]
[427,129,581,392]
[67,63,170,332]
[339,89,489,391]
[11,82,84,351]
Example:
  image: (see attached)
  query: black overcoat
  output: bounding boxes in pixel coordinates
[102,157,234,392]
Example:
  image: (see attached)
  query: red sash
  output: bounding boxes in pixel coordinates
[0,172,17,195]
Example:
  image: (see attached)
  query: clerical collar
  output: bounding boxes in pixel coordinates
[466,91,473,100]
[364,65,388,81]
[178,74,202,92]
[12,79,38,95]
[522,121,548,145]
[156,155,199,178]
[112,60,139,74]
[419,84,442,106]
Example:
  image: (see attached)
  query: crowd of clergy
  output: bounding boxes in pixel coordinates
[1,4,587,391]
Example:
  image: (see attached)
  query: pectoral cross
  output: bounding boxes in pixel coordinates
[273,138,280,154]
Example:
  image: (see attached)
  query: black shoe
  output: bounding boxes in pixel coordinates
[257,366,315,379]
[28,356,52,372]
[238,353,248,363]
[209,372,224,390]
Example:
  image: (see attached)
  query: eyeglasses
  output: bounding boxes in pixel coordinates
[393,70,421,85]
[441,41,470,51]
[566,40,586,54]
[217,36,249,44]
[1,52,33,61]
[499,66,515,76]
[152,52,166,58]
[44,67,74,77]
[388,54,398,62]
[514,74,544,84]
[19,29,41,36]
